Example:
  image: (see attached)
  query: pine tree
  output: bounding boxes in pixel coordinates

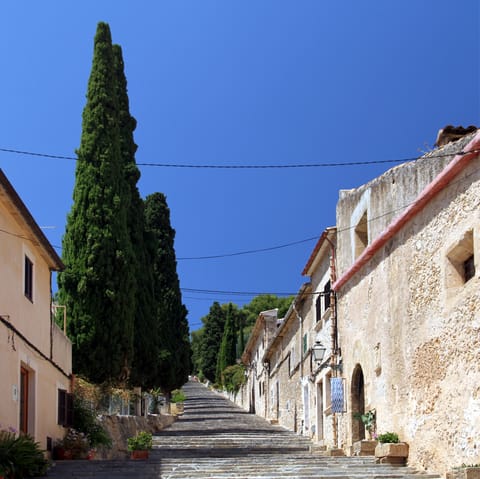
[144,193,191,394]
[216,303,237,383]
[58,22,136,384]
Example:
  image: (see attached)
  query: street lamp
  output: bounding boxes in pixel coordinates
[311,341,327,363]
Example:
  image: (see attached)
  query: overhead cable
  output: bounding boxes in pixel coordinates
[1,146,479,169]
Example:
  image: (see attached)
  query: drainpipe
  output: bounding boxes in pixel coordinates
[325,235,339,449]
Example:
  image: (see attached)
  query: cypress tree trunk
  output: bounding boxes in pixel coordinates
[58,23,136,384]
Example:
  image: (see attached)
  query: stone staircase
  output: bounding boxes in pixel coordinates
[45,381,441,478]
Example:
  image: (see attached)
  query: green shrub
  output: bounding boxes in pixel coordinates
[73,395,111,448]
[127,431,152,451]
[221,364,246,393]
[377,432,400,443]
[0,430,48,478]
[170,389,186,403]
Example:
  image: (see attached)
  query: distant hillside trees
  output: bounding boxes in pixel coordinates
[58,22,190,391]
[192,295,293,385]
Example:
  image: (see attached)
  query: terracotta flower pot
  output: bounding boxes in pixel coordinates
[130,449,149,460]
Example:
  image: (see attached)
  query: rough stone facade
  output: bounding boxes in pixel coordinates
[334,131,480,474]
[236,130,480,475]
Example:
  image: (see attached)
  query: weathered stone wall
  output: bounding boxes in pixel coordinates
[335,134,480,474]
[96,414,176,459]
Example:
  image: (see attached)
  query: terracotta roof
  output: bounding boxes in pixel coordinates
[435,125,477,147]
[302,227,336,276]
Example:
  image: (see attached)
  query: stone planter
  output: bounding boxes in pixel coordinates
[353,439,378,456]
[130,450,149,460]
[446,467,480,479]
[375,442,409,465]
[171,402,184,416]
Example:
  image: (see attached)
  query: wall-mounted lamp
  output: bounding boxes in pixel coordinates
[311,341,327,363]
[311,341,342,372]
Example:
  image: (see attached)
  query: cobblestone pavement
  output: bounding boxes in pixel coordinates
[44,381,440,478]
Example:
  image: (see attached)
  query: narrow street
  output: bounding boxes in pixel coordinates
[45,381,439,478]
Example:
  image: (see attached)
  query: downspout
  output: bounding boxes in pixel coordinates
[325,235,339,449]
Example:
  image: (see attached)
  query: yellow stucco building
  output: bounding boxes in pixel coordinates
[0,169,72,454]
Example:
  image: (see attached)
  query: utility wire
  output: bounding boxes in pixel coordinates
[1,146,479,169]
[181,287,323,297]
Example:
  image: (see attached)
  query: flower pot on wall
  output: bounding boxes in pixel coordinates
[353,439,378,456]
[171,402,184,415]
[130,450,149,460]
[446,467,480,479]
[375,442,409,465]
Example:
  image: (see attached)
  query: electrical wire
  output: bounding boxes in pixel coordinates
[1,146,478,169]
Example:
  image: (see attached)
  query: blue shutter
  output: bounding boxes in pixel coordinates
[331,377,345,413]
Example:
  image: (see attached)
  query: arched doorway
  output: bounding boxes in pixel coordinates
[351,364,365,442]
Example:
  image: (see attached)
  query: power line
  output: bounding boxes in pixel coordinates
[177,236,319,260]
[182,287,326,297]
[1,146,478,169]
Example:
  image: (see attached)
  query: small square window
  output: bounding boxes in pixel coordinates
[446,230,476,288]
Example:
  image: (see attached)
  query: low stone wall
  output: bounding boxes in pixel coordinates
[96,413,176,459]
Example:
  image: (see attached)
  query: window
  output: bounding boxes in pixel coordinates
[303,333,308,355]
[446,230,476,288]
[316,280,332,323]
[57,389,73,427]
[24,256,33,301]
[354,211,369,258]
[315,295,322,323]
[323,280,331,311]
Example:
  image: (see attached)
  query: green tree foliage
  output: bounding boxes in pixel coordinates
[111,44,159,389]
[191,294,293,382]
[198,302,227,382]
[222,364,246,393]
[144,193,192,394]
[58,22,136,384]
[242,294,293,337]
[216,303,237,383]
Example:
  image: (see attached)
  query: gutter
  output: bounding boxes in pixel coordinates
[333,130,480,292]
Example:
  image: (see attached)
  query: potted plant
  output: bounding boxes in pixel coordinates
[446,463,480,479]
[375,432,409,465]
[170,389,186,415]
[127,431,152,460]
[56,428,90,459]
[352,409,377,456]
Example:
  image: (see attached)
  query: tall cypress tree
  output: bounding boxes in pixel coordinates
[111,44,159,388]
[58,23,136,384]
[216,303,237,383]
[199,302,226,382]
[144,193,191,394]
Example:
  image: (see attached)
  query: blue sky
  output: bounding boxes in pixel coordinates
[0,2,478,331]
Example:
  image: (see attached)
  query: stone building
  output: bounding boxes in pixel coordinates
[237,128,480,475]
[333,129,480,473]
[0,169,72,455]
[239,228,342,451]
[241,309,278,416]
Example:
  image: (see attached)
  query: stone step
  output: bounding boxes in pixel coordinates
[43,381,442,478]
